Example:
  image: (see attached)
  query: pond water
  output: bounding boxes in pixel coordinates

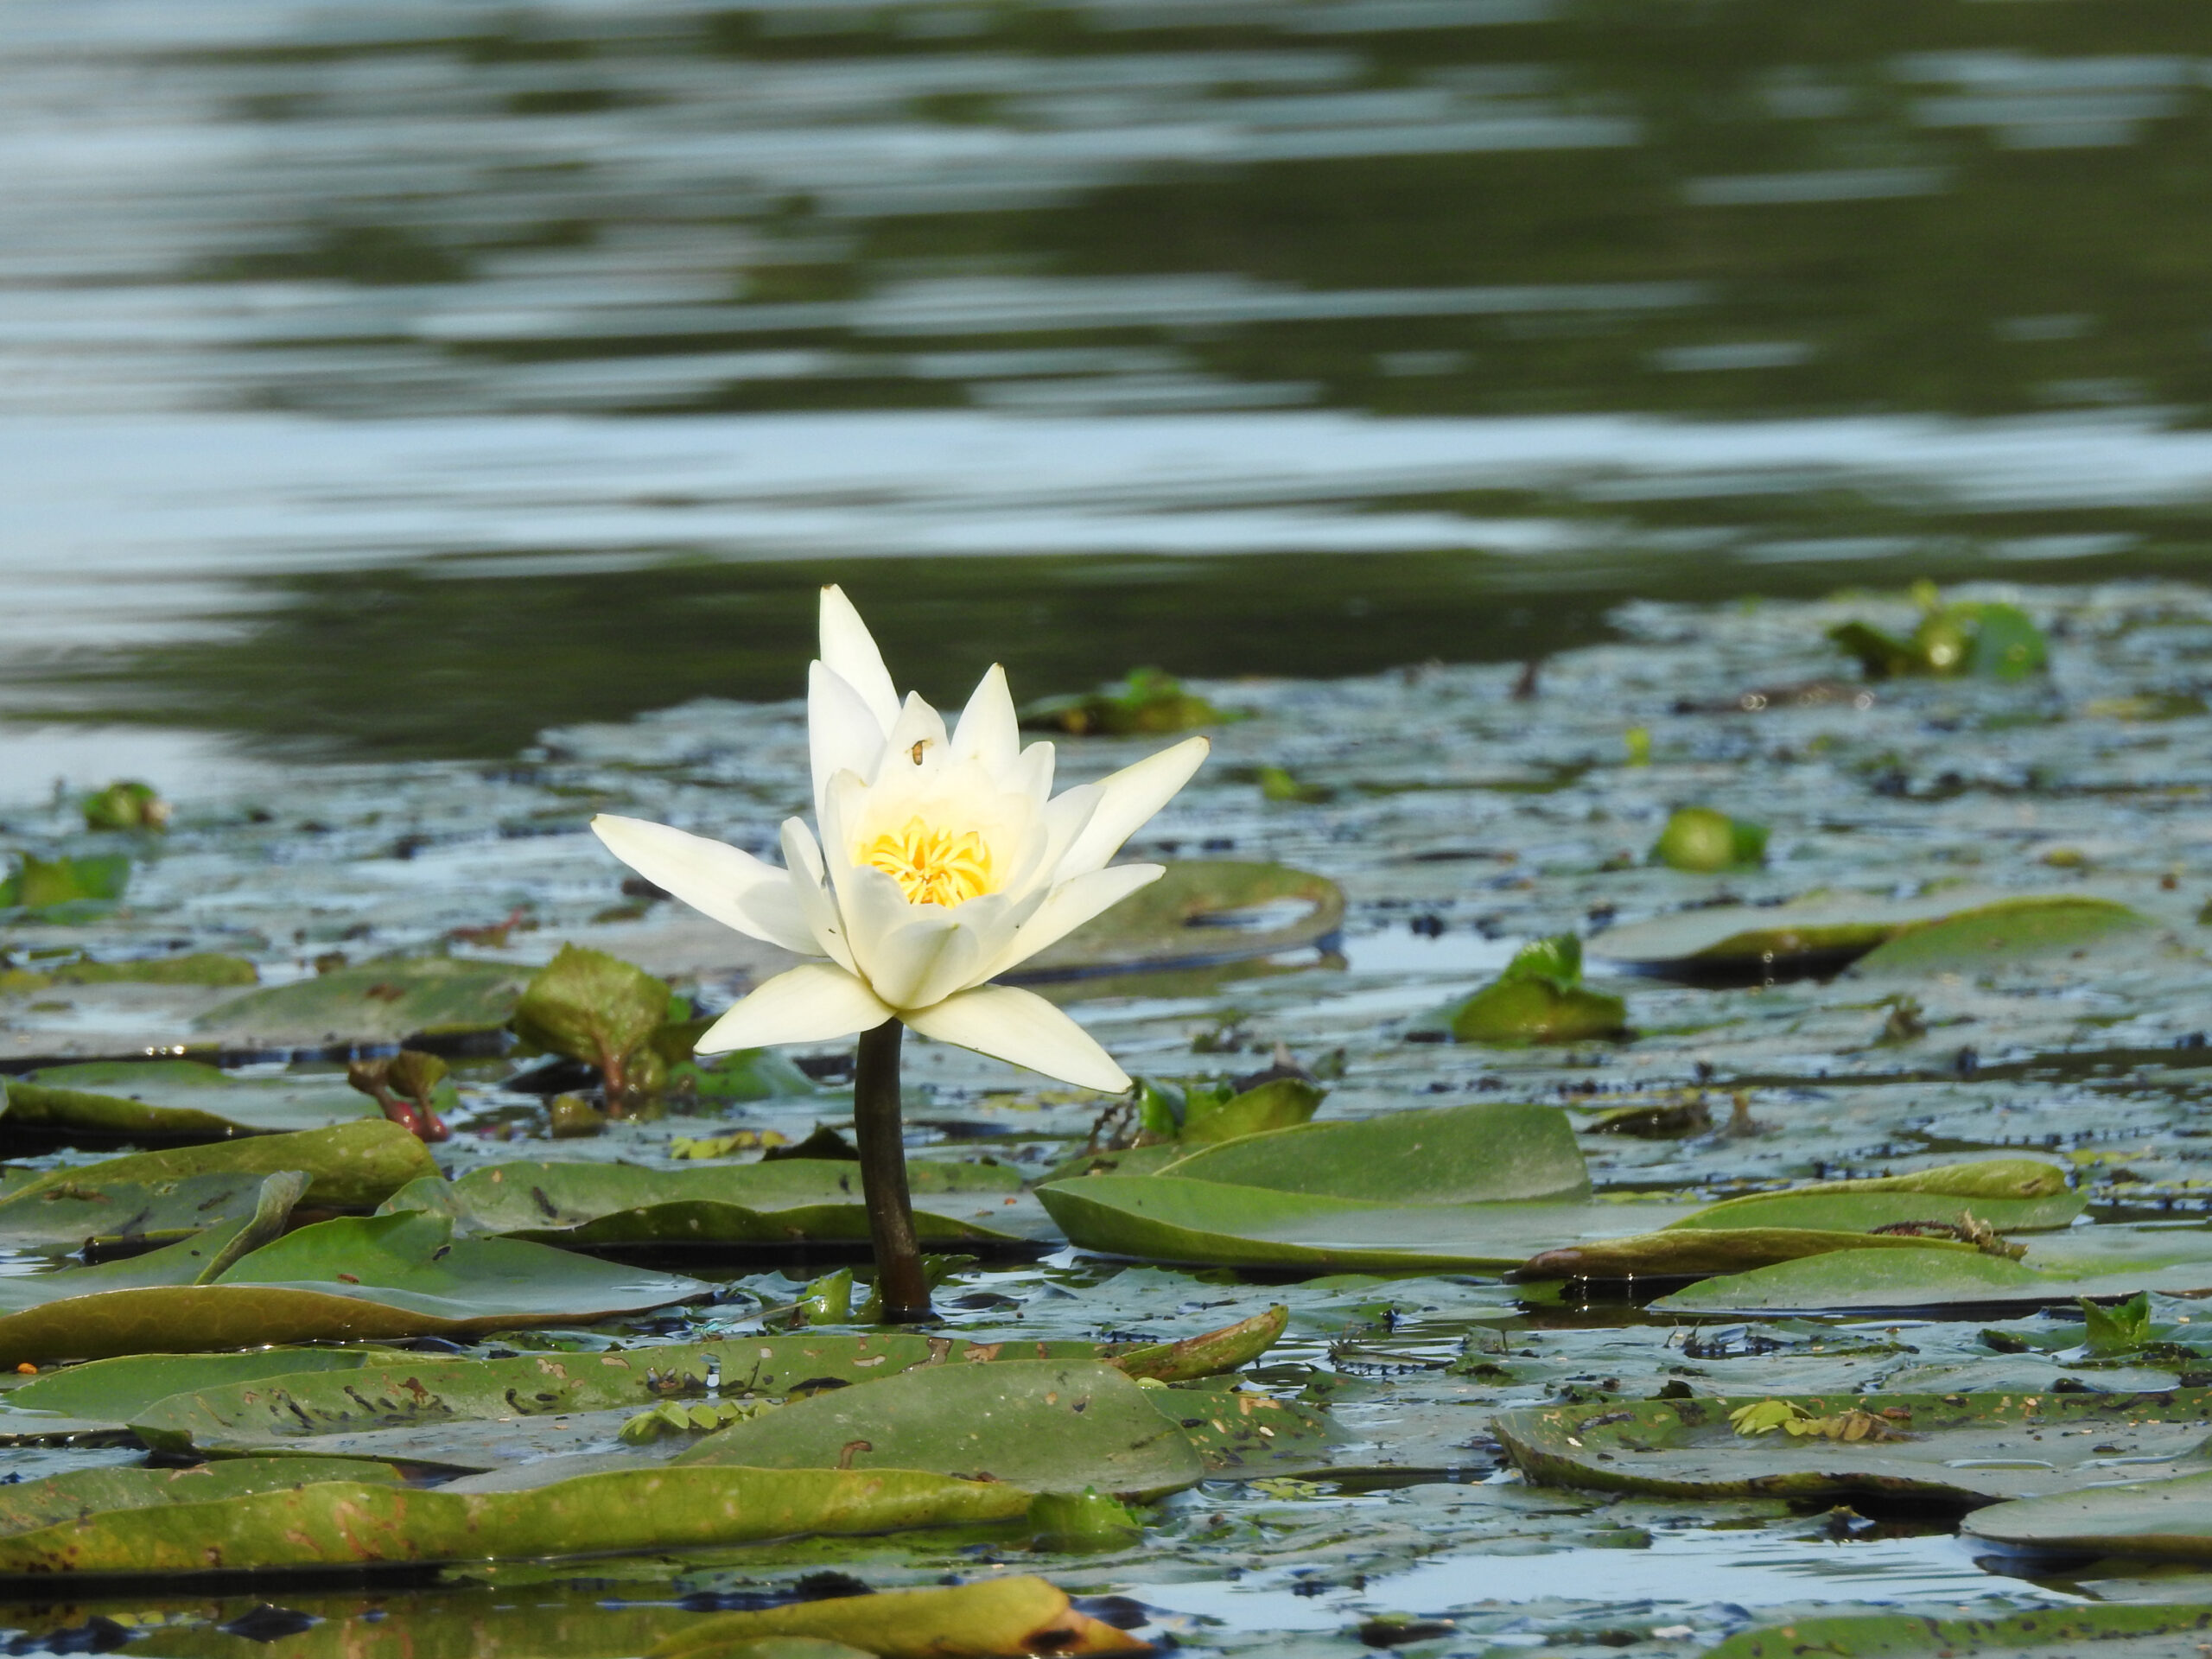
[6,3,2212,1656]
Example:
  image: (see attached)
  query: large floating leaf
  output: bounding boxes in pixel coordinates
[1520,1226,1985,1282]
[1497,1389,2212,1503]
[1706,1605,2212,1659]
[5,1119,438,1210]
[0,1465,1028,1578]
[0,1059,375,1138]
[1966,1469,2212,1561]
[1445,936,1629,1046]
[1039,1177,1689,1272]
[385,1157,1030,1249]
[679,1358,1206,1499]
[0,852,129,918]
[0,1347,389,1439]
[0,1211,705,1364]
[196,958,528,1046]
[0,1457,405,1541]
[650,1577,1148,1659]
[1155,1102,1590,1205]
[1007,861,1343,982]
[0,1170,276,1252]
[0,953,253,993]
[1848,894,2152,976]
[512,944,674,1101]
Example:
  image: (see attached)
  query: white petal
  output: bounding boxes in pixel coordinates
[903,983,1130,1092]
[589,815,816,956]
[1009,740,1055,804]
[781,817,858,975]
[880,692,950,779]
[810,663,887,823]
[865,906,991,1010]
[950,664,1020,773]
[1054,736,1211,880]
[696,963,893,1054]
[818,584,900,734]
[977,862,1163,984]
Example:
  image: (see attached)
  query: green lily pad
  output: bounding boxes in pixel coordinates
[1150,1382,1347,1478]
[0,1059,376,1139]
[1020,667,1227,735]
[0,853,129,918]
[1446,936,1629,1046]
[0,1169,284,1252]
[1038,1177,1690,1271]
[195,957,529,1046]
[79,780,169,833]
[678,1358,1208,1499]
[0,1464,1029,1578]
[382,1156,1030,1249]
[1496,1389,2212,1503]
[0,1347,391,1438]
[5,1119,439,1210]
[1705,1605,2212,1658]
[0,1210,706,1363]
[1830,592,2049,682]
[1008,861,1344,982]
[0,1457,406,1541]
[1849,894,2153,975]
[512,944,674,1101]
[651,1577,1136,1659]
[0,954,255,994]
[1155,1102,1590,1205]
[1519,1227,1988,1281]
[1649,806,1768,873]
[1966,1469,2212,1560]
[666,1046,823,1103]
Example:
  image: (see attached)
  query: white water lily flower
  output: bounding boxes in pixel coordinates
[591,586,1208,1093]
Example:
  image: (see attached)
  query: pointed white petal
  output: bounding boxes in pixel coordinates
[903,983,1130,1092]
[696,963,893,1054]
[589,815,816,955]
[866,905,994,1010]
[950,664,1020,772]
[781,817,858,975]
[977,862,1163,984]
[1009,740,1055,804]
[809,663,888,822]
[818,585,901,734]
[881,692,950,776]
[1054,736,1210,880]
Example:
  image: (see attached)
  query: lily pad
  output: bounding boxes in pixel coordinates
[382,1157,1032,1249]
[677,1359,1208,1500]
[1020,667,1227,736]
[0,1169,285,1251]
[1155,1102,1590,1205]
[4,1119,439,1210]
[0,852,129,918]
[79,780,169,833]
[1519,1227,1988,1281]
[650,1577,1147,1659]
[1497,1389,2212,1503]
[1008,861,1344,982]
[512,944,674,1102]
[1849,894,2152,975]
[0,1464,1029,1579]
[195,957,529,1046]
[1649,806,1768,873]
[0,1347,391,1437]
[0,1211,706,1364]
[1705,1605,2212,1658]
[0,953,255,993]
[1150,1381,1347,1478]
[0,1456,406,1540]
[1446,936,1629,1046]
[1830,590,2049,682]
[0,1059,376,1139]
[1966,1469,2212,1560]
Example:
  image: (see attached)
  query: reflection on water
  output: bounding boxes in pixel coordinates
[7,0,2212,761]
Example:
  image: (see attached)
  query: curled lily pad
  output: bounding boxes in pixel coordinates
[6,1119,438,1210]
[1446,936,1628,1045]
[0,1059,375,1140]
[1007,861,1344,982]
[0,1169,282,1252]
[197,957,528,1046]
[1649,807,1767,873]
[512,944,675,1104]
[1830,587,2049,682]
[0,1465,1030,1578]
[0,1458,405,1541]
[1496,1389,2212,1503]
[1705,1606,2212,1659]
[677,1358,1208,1500]
[0,1347,390,1437]
[1965,1469,2212,1561]
[382,1157,1032,1249]
[1158,1102,1590,1205]
[79,781,170,833]
[650,1577,1147,1659]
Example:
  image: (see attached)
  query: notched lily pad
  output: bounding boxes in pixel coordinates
[0,1059,376,1141]
[197,957,528,1046]
[1497,1389,2212,1503]
[1009,861,1344,982]
[1445,936,1628,1045]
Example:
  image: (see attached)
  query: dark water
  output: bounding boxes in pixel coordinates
[9,0,2212,767]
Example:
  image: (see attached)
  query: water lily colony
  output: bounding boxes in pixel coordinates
[594,587,1208,1314]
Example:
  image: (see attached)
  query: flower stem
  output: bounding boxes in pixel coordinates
[852,1018,932,1322]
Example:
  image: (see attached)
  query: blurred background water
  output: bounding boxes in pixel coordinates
[7,0,2212,783]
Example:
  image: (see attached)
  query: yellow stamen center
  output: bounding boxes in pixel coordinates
[862,817,993,906]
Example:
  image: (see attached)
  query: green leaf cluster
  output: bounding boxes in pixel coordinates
[1020,666,1228,735]
[1829,583,2049,682]
[0,852,130,917]
[1649,806,1768,873]
[1448,934,1628,1045]
[79,780,169,832]
[511,944,682,1103]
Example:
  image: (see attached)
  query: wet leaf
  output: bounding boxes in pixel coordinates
[1966,1470,2212,1561]
[1020,666,1228,735]
[0,852,130,916]
[1520,1226,1984,1282]
[1,1347,389,1433]
[1829,592,2049,682]
[1706,1605,2212,1657]
[512,944,673,1102]
[1,1059,375,1138]
[1155,1102,1591,1205]
[6,1119,438,1209]
[1848,894,2152,975]
[79,781,170,833]
[0,1465,1030,1577]
[0,1169,282,1251]
[677,1358,1207,1500]
[1649,806,1768,873]
[1497,1388,2212,1503]
[197,958,528,1046]
[1027,1487,1142,1551]
[665,1046,823,1103]
[382,1157,1027,1249]
[1446,935,1629,1044]
[1009,861,1343,982]
[0,953,255,993]
[0,1457,405,1541]
[1160,1382,1346,1478]
[2084,1289,2155,1356]
[0,1211,706,1364]
[650,1577,1147,1658]
[1109,1304,1287,1382]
